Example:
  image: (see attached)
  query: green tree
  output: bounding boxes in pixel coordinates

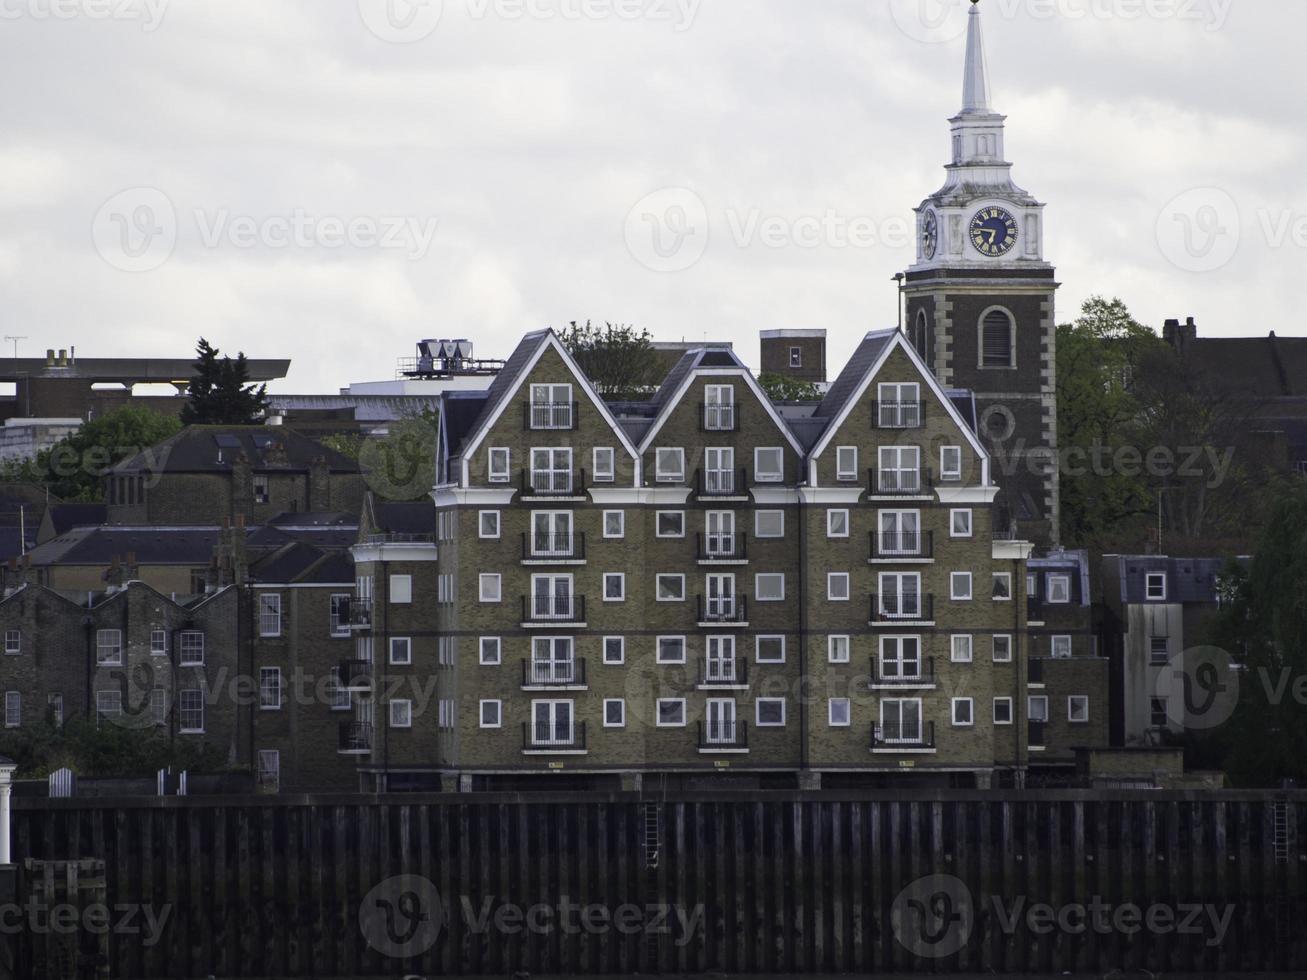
[0,715,227,779]
[180,337,270,425]
[559,321,663,399]
[358,409,442,502]
[37,404,182,501]
[758,372,821,403]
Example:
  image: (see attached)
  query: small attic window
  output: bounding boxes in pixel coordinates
[214,434,241,449]
[789,347,802,368]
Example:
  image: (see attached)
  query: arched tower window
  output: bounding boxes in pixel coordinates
[913,310,929,362]
[980,307,1015,369]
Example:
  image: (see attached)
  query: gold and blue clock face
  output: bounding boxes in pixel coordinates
[921,211,938,260]
[969,206,1018,257]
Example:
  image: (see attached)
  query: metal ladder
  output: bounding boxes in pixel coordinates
[1272,801,1293,951]
[643,802,661,869]
[1273,801,1291,864]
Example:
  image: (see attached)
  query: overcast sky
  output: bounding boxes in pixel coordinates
[1,0,1302,394]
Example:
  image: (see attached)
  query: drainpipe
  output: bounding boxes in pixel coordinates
[1013,556,1023,781]
[380,560,389,794]
[798,488,809,776]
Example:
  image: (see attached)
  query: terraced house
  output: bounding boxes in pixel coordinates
[352,325,1095,792]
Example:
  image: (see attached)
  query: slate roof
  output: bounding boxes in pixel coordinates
[1106,555,1249,605]
[111,426,360,475]
[442,391,490,458]
[250,542,356,585]
[26,526,223,566]
[649,347,744,411]
[814,330,897,421]
[45,503,107,536]
[455,330,551,455]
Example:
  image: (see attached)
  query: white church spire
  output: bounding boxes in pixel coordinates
[960,0,992,114]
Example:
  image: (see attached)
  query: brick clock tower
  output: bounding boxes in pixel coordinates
[901,0,1059,547]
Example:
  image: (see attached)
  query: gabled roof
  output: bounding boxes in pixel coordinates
[457,330,640,471]
[249,542,355,586]
[814,330,898,421]
[26,526,223,566]
[112,426,360,475]
[45,503,107,536]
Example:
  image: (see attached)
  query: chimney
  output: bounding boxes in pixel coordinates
[1162,317,1197,353]
[104,556,124,590]
[57,349,68,367]
[123,551,139,583]
[309,456,331,512]
[45,349,55,367]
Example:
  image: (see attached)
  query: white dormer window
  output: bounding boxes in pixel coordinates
[1047,574,1071,604]
[1146,573,1168,601]
[529,384,573,430]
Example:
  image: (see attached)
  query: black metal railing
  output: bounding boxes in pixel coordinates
[696,532,748,562]
[1028,720,1047,747]
[869,468,934,496]
[699,657,749,687]
[338,721,373,754]
[873,400,926,429]
[869,531,934,560]
[695,467,748,498]
[871,656,935,685]
[348,600,373,629]
[522,721,587,750]
[525,401,579,431]
[522,594,587,623]
[870,593,934,623]
[522,532,586,561]
[700,402,739,432]
[521,658,587,687]
[698,594,748,624]
[338,659,372,691]
[698,719,748,749]
[522,468,587,497]
[871,721,935,749]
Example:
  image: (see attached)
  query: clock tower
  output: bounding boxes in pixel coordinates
[902,0,1059,546]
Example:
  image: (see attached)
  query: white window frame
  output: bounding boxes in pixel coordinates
[150,629,168,655]
[488,447,510,483]
[755,698,787,727]
[992,634,1013,663]
[479,637,501,665]
[479,573,502,603]
[390,699,413,729]
[826,509,850,539]
[1145,573,1167,601]
[389,574,412,605]
[1028,695,1049,723]
[478,510,501,539]
[390,636,413,665]
[258,594,282,637]
[755,510,785,538]
[603,636,626,665]
[1051,635,1073,659]
[877,382,922,427]
[4,692,19,728]
[940,446,963,482]
[603,510,625,539]
[592,447,616,483]
[828,698,851,727]
[604,698,626,728]
[656,636,687,665]
[1047,574,1071,604]
[828,635,850,664]
[3,631,19,656]
[179,690,204,734]
[951,634,974,663]
[655,574,686,602]
[656,698,687,727]
[329,596,350,637]
[755,573,786,602]
[992,572,1012,601]
[755,635,786,664]
[96,629,123,666]
[950,572,973,601]
[96,690,123,726]
[259,667,282,710]
[754,447,784,483]
[655,448,686,483]
[993,697,1014,725]
[950,509,973,538]
[655,511,686,539]
[827,572,851,602]
[603,573,626,603]
[836,446,858,482]
[951,697,974,727]
[1068,695,1090,723]
[179,631,205,666]
[480,700,502,729]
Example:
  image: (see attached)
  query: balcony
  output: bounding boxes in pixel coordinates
[338,721,373,755]
[698,719,748,753]
[695,467,749,500]
[698,657,749,689]
[696,532,748,564]
[869,593,934,626]
[869,468,934,498]
[338,659,373,693]
[697,595,749,627]
[701,402,739,432]
[873,400,926,429]
[870,656,936,689]
[871,721,936,752]
[521,468,587,500]
[348,599,373,631]
[525,401,578,431]
[359,532,436,546]
[521,658,587,690]
[1028,720,1047,749]
[869,531,934,562]
[521,594,587,627]
[522,721,587,754]
[521,532,587,564]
